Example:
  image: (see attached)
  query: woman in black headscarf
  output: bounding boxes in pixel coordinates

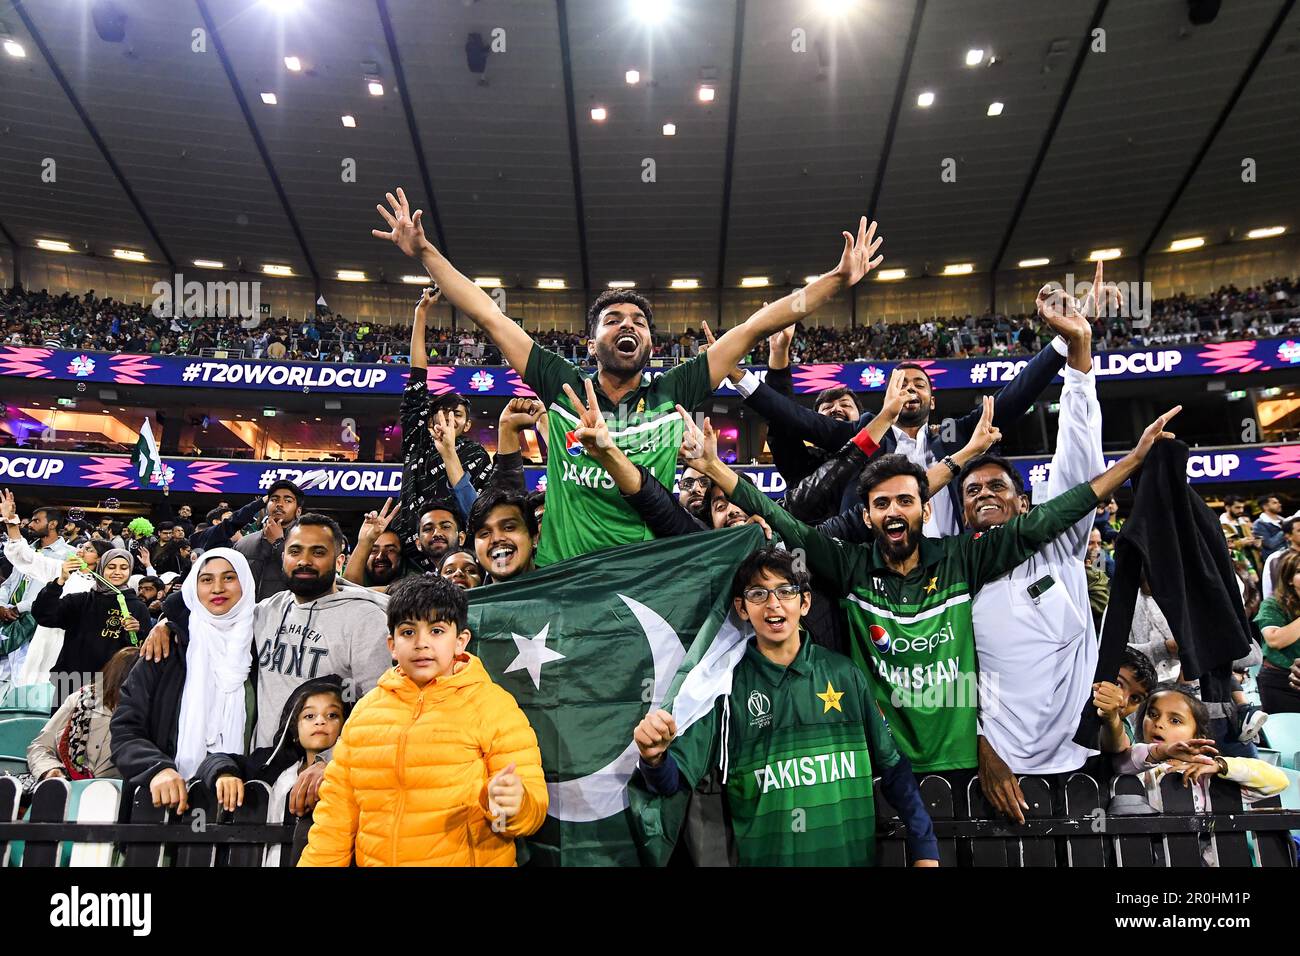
[32,547,149,706]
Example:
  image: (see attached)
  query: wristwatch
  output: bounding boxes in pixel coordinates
[941,456,960,477]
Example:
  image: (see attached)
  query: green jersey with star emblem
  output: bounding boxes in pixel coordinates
[729,479,1100,773]
[667,638,902,866]
[524,344,712,566]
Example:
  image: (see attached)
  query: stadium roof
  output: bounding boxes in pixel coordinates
[0,0,1296,289]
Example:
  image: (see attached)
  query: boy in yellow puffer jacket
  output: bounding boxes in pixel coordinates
[300,575,547,866]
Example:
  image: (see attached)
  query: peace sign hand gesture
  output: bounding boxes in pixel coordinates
[358,497,400,543]
[561,378,613,457]
[962,396,1002,457]
[373,187,434,259]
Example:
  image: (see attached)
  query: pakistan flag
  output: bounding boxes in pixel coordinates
[468,524,763,866]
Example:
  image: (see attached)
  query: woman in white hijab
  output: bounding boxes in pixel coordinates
[110,548,257,814]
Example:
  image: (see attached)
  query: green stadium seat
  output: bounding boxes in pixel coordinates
[1261,713,1300,771]
[0,716,47,772]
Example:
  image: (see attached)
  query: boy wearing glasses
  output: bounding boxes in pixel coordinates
[633,547,939,866]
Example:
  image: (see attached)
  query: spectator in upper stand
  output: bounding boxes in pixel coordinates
[1221,495,1263,578]
[1254,495,1286,559]
[1262,517,1300,600]
[393,288,494,570]
[235,479,304,602]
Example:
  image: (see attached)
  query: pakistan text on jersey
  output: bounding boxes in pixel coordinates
[754,750,863,793]
[560,459,660,490]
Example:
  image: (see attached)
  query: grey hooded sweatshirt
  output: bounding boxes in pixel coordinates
[252,580,391,748]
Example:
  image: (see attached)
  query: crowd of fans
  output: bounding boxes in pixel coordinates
[2,275,1296,369]
[1,198,1296,870]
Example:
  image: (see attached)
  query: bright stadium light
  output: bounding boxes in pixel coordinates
[336,270,368,282]
[916,91,935,108]
[662,122,676,136]
[367,79,384,96]
[537,278,566,289]
[1088,248,1122,261]
[402,275,430,284]
[670,278,700,289]
[987,101,1004,117]
[697,85,715,103]
[3,39,25,58]
[263,264,294,276]
[113,249,147,262]
[965,48,984,66]
[590,106,607,121]
[876,269,907,281]
[284,56,302,72]
[625,69,640,85]
[341,114,356,128]
[1247,226,1285,239]
[608,280,636,288]
[1018,257,1050,268]
[36,239,74,253]
[1168,237,1205,252]
[942,262,974,275]
[740,276,770,287]
[630,0,671,25]
[474,277,502,288]
[260,92,278,105]
[193,259,225,269]
[804,275,821,284]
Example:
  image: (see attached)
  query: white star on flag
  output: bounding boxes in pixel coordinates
[504,622,566,690]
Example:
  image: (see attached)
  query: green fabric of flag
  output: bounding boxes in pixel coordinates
[467,523,763,866]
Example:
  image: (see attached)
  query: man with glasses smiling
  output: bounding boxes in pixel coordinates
[633,547,939,867]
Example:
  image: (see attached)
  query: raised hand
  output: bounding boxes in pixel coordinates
[58,555,83,585]
[372,187,433,259]
[1132,405,1181,462]
[562,378,612,454]
[767,326,794,369]
[1036,281,1091,342]
[633,709,678,767]
[414,285,441,324]
[359,497,400,542]
[832,216,884,287]
[675,405,717,470]
[0,488,16,524]
[263,515,284,544]
[499,398,544,434]
[1092,681,1127,722]
[431,409,460,459]
[878,368,914,422]
[963,396,1002,456]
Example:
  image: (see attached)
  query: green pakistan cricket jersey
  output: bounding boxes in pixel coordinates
[729,480,1100,773]
[669,637,902,866]
[524,344,713,567]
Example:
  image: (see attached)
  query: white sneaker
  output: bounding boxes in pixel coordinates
[1239,710,1269,744]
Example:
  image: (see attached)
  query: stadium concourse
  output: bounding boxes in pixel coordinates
[1,1,1299,905]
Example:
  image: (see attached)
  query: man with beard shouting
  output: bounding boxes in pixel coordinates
[688,405,1181,805]
[373,186,885,565]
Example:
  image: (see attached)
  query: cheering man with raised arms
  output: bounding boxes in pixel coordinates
[373,186,883,565]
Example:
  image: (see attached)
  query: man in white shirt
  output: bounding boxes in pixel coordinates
[1262,516,1300,600]
[963,285,1103,822]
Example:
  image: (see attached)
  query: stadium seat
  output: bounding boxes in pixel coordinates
[0,717,46,776]
[1262,713,1300,770]
[0,683,54,715]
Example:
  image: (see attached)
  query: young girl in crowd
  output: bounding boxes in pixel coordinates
[26,645,139,783]
[33,548,149,706]
[200,676,347,866]
[1112,683,1288,865]
[437,547,483,590]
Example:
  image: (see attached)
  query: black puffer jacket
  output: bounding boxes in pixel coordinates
[33,580,149,706]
